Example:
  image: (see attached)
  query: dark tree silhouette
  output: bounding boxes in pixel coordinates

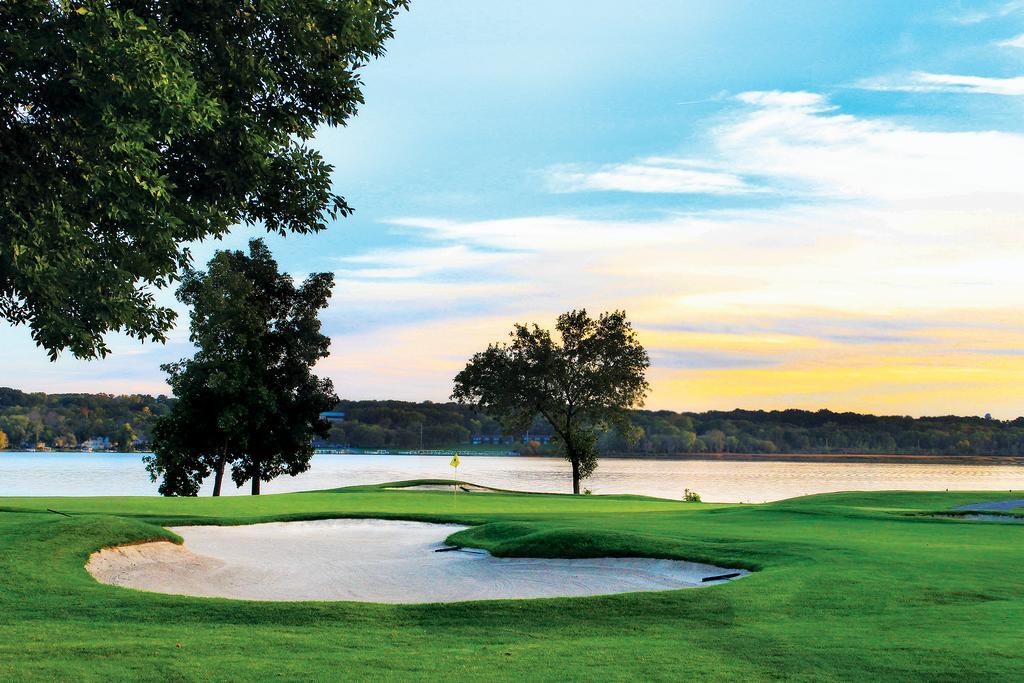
[453,310,650,494]
[145,240,336,495]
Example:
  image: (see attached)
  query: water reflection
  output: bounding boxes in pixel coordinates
[2,452,1022,502]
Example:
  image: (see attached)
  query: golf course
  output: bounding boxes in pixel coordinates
[1,482,1022,681]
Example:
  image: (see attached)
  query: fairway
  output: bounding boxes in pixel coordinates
[1,483,1023,681]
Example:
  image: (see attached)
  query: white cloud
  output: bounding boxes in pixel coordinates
[857,71,1024,95]
[944,0,1024,24]
[326,199,1024,411]
[735,90,833,110]
[543,89,1024,203]
[335,244,515,279]
[388,214,715,252]
[547,160,755,195]
[997,32,1024,48]
[715,90,1024,201]
[365,203,1024,321]
[378,93,1024,312]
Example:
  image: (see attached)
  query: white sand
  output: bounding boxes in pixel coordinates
[86,518,746,603]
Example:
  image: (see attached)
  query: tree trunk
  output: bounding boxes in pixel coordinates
[571,457,581,495]
[212,451,226,497]
[251,460,261,495]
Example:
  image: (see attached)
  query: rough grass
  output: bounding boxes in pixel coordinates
[0,482,1022,681]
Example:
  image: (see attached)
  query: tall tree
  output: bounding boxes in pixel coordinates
[452,310,650,494]
[0,0,406,359]
[146,357,241,496]
[145,239,337,495]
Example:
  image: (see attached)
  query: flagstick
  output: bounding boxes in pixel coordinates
[450,451,459,510]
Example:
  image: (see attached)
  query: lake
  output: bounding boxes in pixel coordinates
[1,451,1022,502]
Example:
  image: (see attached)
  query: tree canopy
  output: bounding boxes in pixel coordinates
[0,0,406,359]
[145,239,337,495]
[452,310,650,494]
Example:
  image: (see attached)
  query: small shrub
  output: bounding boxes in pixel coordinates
[683,488,702,503]
[583,488,593,495]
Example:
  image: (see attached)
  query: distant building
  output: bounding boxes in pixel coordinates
[471,434,507,445]
[81,436,111,451]
[319,411,345,423]
[470,433,553,446]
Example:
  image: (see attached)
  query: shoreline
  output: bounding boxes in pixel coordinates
[596,452,1024,466]
[4,450,1023,466]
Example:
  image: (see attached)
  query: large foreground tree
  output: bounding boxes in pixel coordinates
[453,310,650,494]
[145,239,337,495]
[0,0,406,359]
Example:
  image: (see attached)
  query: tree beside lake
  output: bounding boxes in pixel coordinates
[0,1,406,360]
[453,310,650,494]
[145,240,336,496]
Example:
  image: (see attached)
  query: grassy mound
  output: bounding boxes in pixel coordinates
[0,482,1022,680]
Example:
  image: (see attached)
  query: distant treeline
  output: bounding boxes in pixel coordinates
[620,409,1024,456]
[0,388,169,449]
[327,401,1024,456]
[3,388,1024,456]
[324,400,506,449]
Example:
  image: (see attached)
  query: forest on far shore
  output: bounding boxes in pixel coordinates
[2,387,1023,456]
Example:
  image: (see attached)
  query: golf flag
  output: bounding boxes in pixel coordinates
[450,452,460,506]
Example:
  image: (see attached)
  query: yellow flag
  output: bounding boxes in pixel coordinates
[450,452,460,468]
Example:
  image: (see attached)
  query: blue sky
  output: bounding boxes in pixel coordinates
[7,0,1024,416]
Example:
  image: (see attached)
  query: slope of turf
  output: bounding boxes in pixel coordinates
[1,482,1022,681]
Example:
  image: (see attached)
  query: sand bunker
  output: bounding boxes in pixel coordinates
[87,519,746,603]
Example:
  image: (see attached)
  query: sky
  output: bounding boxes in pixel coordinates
[6,0,1024,417]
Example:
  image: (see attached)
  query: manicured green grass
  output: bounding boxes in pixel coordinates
[1,483,1022,681]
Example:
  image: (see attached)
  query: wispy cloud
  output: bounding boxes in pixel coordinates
[735,90,833,110]
[716,90,1024,201]
[997,32,1024,48]
[857,71,1024,95]
[547,159,756,195]
[943,0,1024,24]
[335,244,517,279]
[543,89,1024,203]
[649,349,783,370]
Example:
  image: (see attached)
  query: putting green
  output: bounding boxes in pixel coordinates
[1,482,1022,681]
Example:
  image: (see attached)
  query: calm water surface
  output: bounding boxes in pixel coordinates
[1,452,1022,502]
